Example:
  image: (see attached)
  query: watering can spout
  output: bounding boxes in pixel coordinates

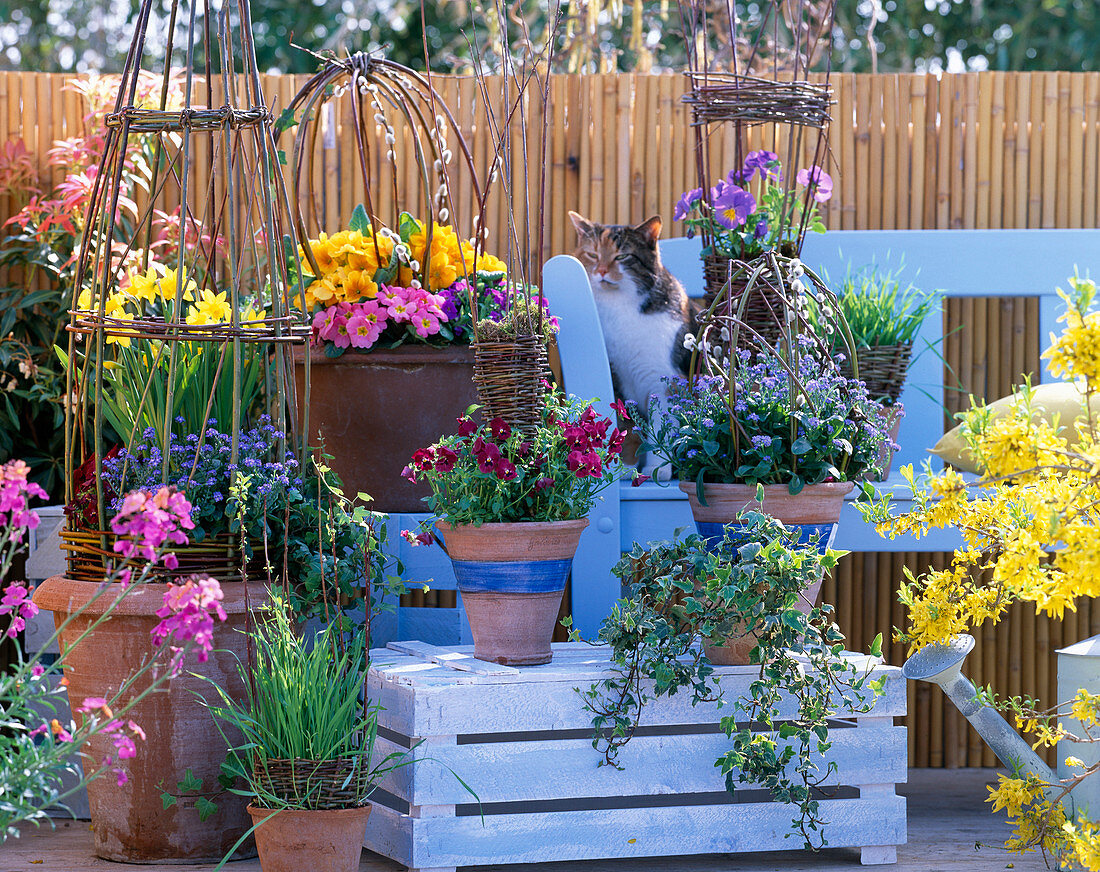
[903,635,1056,784]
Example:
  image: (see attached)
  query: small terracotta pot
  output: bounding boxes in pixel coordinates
[678,480,852,553]
[32,575,268,863]
[434,519,589,666]
[248,804,371,872]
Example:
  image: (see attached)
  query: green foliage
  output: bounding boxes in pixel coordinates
[202,600,412,810]
[408,391,631,525]
[811,264,938,349]
[571,513,882,848]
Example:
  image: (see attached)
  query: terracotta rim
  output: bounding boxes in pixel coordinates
[295,345,476,365]
[434,518,590,562]
[33,575,268,617]
[677,480,852,526]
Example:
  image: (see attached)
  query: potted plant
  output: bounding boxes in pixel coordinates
[203,602,404,872]
[808,263,938,479]
[405,388,632,666]
[674,150,831,336]
[860,274,1100,865]
[569,512,882,846]
[290,205,547,513]
[639,356,889,554]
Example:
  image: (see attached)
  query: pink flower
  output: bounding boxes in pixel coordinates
[1,582,39,639]
[346,312,382,350]
[413,312,441,338]
[79,697,109,712]
[28,722,49,739]
[151,575,227,668]
[110,486,194,569]
[0,459,48,543]
[31,663,45,678]
[796,165,833,203]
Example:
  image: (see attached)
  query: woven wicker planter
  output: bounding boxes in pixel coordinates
[471,334,551,435]
[846,342,913,404]
[254,757,368,810]
[701,253,780,346]
[61,527,249,585]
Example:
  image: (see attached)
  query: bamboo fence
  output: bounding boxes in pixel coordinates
[5,70,1099,767]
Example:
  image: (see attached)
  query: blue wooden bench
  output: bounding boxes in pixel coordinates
[544,229,1100,636]
[377,228,1098,645]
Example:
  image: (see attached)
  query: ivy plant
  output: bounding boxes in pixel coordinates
[567,511,886,848]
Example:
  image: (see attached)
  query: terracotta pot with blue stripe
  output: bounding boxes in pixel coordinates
[678,480,852,556]
[434,518,589,666]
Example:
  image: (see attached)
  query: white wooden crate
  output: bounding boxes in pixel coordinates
[365,641,907,871]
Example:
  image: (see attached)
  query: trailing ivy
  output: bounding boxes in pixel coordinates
[567,511,886,848]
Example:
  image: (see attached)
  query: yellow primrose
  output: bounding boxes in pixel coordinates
[343,270,378,302]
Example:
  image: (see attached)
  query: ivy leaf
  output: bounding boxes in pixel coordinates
[177,768,203,794]
[869,632,883,658]
[160,791,177,809]
[195,797,218,822]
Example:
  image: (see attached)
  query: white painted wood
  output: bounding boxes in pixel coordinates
[372,724,906,805]
[861,845,899,865]
[368,645,905,736]
[386,640,520,676]
[367,795,906,867]
[363,642,906,868]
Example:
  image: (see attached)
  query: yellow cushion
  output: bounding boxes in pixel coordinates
[931,382,1099,473]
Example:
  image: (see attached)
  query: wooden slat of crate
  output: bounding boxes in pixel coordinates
[367,795,906,870]
[364,644,907,871]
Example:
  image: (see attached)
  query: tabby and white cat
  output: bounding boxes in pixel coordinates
[568,211,691,419]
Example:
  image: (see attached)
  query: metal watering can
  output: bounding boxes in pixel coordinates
[902,635,1058,786]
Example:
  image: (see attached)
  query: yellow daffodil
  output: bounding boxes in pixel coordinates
[185,289,232,325]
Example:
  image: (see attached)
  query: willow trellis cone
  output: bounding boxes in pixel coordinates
[49,0,308,863]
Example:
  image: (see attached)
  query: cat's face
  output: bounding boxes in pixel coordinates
[569,212,662,290]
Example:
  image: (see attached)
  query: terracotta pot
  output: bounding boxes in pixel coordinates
[678,480,852,554]
[248,804,371,872]
[873,403,905,482]
[33,576,270,863]
[294,345,478,514]
[434,519,589,666]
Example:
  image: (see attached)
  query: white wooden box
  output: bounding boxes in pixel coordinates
[365,641,907,871]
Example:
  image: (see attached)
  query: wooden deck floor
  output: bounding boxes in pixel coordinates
[2,769,1048,872]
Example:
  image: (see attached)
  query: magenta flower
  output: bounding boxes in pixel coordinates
[110,486,195,571]
[796,165,833,203]
[151,575,227,668]
[709,181,756,230]
[1,582,39,639]
[0,459,47,543]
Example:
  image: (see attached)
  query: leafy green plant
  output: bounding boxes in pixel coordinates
[812,263,938,349]
[568,511,884,848]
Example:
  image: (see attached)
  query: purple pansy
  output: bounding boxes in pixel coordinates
[796,165,834,203]
[708,181,756,230]
[673,187,703,222]
[735,150,780,184]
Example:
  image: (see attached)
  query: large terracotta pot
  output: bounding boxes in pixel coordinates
[248,804,372,872]
[33,576,270,863]
[678,480,852,555]
[294,346,478,514]
[434,519,589,666]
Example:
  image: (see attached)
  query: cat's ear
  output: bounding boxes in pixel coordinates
[569,210,597,238]
[635,215,662,247]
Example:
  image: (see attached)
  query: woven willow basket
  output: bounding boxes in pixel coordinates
[472,334,551,435]
[61,528,250,584]
[255,756,368,810]
[847,343,913,404]
[702,253,781,346]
